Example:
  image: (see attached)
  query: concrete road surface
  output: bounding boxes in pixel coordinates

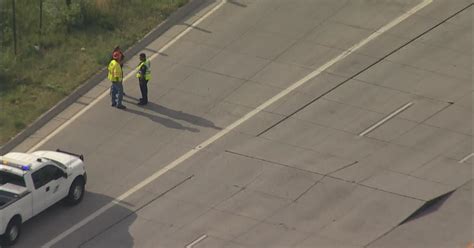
[10,0,472,247]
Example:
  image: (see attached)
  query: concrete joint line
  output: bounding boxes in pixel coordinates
[41,0,433,247]
[329,161,359,175]
[359,102,414,137]
[40,1,227,247]
[225,149,326,176]
[77,174,194,248]
[327,174,425,202]
[258,0,474,138]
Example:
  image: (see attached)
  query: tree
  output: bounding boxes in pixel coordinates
[11,0,17,55]
[38,0,43,49]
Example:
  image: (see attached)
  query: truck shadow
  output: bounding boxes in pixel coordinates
[12,191,136,248]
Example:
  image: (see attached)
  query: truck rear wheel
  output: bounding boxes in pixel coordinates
[66,177,85,205]
[2,217,21,246]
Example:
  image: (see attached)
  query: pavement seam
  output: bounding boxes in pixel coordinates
[269,0,351,64]
[226,149,426,202]
[225,149,325,177]
[78,174,194,248]
[195,0,349,123]
[382,60,472,82]
[255,2,473,138]
[292,96,422,127]
[362,190,456,248]
[312,97,472,136]
[252,118,393,161]
[346,77,456,105]
[325,174,426,202]
[385,166,466,188]
[327,161,360,176]
[39,0,466,246]
[221,150,427,204]
[293,175,328,203]
[40,1,230,246]
[168,185,251,242]
[188,0,278,106]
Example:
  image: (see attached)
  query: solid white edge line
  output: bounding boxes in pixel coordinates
[41,0,432,247]
[27,0,227,153]
[186,234,208,248]
[359,102,414,137]
[459,153,474,164]
[40,0,227,247]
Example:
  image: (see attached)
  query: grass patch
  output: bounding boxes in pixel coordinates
[0,0,188,145]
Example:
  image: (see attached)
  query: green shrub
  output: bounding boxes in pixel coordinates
[81,1,115,30]
[14,121,26,130]
[95,50,111,66]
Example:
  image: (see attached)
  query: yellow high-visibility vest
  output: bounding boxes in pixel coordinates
[136,60,151,80]
[108,60,123,82]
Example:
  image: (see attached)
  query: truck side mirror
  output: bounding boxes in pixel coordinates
[55,170,67,180]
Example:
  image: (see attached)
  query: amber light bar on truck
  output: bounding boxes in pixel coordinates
[0,158,31,171]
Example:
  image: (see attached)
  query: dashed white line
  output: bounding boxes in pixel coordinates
[41,0,432,247]
[359,102,414,137]
[459,153,474,164]
[186,234,208,248]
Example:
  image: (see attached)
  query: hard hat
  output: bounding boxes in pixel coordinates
[112,51,121,60]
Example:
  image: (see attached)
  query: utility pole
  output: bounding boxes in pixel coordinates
[12,0,17,55]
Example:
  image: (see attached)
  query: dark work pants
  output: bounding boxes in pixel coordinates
[139,79,148,103]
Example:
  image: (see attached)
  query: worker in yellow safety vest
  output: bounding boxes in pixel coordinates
[136,53,151,105]
[112,46,127,96]
[108,51,126,109]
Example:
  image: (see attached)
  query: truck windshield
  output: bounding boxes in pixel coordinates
[0,191,20,208]
[43,158,67,170]
[0,171,26,187]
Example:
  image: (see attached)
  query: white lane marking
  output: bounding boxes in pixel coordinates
[186,234,208,248]
[27,0,227,153]
[459,153,474,163]
[40,0,227,246]
[42,0,432,247]
[359,102,414,137]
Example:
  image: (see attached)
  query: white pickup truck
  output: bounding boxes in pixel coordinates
[0,149,86,245]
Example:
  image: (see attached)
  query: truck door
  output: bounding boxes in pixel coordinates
[49,165,68,203]
[31,164,65,215]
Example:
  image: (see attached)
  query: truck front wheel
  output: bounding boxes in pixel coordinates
[66,177,85,205]
[2,217,21,246]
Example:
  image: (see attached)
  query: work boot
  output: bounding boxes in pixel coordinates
[117,105,126,109]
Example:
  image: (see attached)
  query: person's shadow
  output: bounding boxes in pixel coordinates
[149,102,221,130]
[123,97,221,132]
